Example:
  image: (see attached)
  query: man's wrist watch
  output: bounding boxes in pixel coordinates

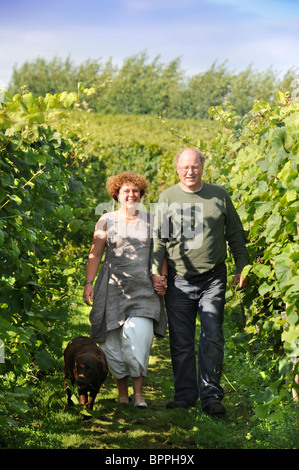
[85,279,93,285]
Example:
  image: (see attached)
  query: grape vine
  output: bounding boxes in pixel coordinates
[0,84,298,431]
[206,92,299,417]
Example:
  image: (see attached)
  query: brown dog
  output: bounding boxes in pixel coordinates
[64,336,108,410]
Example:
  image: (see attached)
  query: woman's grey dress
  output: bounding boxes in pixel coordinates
[89,210,167,344]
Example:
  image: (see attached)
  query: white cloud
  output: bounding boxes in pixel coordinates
[124,0,198,11]
[0,0,298,88]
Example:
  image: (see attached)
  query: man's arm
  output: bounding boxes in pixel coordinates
[152,257,168,295]
[150,197,169,295]
[225,192,249,289]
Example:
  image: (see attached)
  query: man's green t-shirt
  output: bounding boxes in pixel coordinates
[150,182,248,279]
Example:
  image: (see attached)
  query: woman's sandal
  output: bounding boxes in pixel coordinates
[133,393,147,408]
[118,396,130,404]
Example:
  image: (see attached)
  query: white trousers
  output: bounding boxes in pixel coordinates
[100,317,154,379]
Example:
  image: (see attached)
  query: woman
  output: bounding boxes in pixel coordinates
[83,172,167,407]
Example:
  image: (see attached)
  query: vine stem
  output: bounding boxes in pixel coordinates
[222,373,239,393]
[0,165,46,211]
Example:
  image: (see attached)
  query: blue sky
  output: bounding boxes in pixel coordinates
[0,0,298,88]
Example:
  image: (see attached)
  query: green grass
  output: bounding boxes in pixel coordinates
[2,293,298,450]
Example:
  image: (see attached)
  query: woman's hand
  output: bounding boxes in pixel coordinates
[83,283,94,306]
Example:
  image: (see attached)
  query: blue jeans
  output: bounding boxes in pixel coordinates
[165,264,227,408]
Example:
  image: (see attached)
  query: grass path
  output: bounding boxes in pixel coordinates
[5,295,298,450]
[56,298,201,450]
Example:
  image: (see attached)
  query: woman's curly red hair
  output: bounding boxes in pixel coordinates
[106,172,148,201]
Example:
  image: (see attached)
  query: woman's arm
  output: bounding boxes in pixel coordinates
[83,217,107,306]
[160,257,168,278]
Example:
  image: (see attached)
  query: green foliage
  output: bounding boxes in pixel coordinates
[1,75,298,437]
[1,301,297,449]
[0,85,106,431]
[8,53,298,119]
[62,111,212,203]
[8,56,113,101]
[157,91,298,417]
[0,84,208,432]
[228,65,278,117]
[206,92,299,416]
[97,52,183,116]
[181,61,231,119]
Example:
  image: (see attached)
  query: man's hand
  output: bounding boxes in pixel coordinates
[233,273,248,291]
[152,274,167,295]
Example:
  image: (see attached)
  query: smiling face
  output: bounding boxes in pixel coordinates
[176,149,203,191]
[118,183,141,214]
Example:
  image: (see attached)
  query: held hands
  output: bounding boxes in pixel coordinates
[83,273,247,302]
[152,274,168,296]
[152,272,247,296]
[83,283,94,306]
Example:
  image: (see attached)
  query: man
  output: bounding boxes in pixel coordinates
[151,148,248,416]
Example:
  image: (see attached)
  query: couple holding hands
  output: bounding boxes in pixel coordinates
[83,148,248,416]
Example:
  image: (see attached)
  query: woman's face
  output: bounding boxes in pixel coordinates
[118,183,141,211]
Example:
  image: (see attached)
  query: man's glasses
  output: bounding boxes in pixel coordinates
[178,166,201,174]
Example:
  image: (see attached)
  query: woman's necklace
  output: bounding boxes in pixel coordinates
[119,210,139,221]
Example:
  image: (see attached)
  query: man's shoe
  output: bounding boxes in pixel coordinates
[166,400,192,409]
[203,402,226,416]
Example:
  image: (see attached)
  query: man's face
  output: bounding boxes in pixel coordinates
[176,150,203,191]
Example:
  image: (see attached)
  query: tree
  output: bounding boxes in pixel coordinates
[8,53,297,119]
[97,52,183,115]
[229,65,278,116]
[179,61,231,119]
[9,56,77,96]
